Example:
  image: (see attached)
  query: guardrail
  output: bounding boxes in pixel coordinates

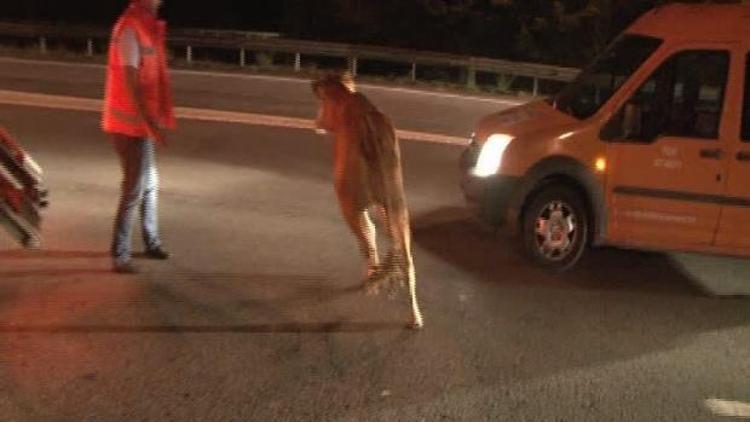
[0,21,580,96]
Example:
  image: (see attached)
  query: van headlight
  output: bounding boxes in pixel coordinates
[471,134,514,177]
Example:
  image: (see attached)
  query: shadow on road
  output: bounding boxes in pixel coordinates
[407,206,750,396]
[0,267,409,334]
[0,249,109,260]
[412,206,705,296]
[0,321,406,334]
[0,268,114,278]
[0,249,113,278]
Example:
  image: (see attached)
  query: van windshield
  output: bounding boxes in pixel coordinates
[551,35,663,120]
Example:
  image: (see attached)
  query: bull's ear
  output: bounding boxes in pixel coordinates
[341,71,356,93]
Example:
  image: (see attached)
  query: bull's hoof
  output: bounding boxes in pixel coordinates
[364,263,393,293]
[409,319,424,330]
[22,235,41,250]
[364,272,393,296]
[363,279,381,296]
[387,275,408,300]
[388,271,406,292]
[409,308,424,330]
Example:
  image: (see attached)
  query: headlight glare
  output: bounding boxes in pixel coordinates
[472,134,514,177]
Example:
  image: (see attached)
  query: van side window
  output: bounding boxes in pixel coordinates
[742,53,750,141]
[613,50,729,142]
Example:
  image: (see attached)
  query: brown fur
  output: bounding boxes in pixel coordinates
[312,72,423,329]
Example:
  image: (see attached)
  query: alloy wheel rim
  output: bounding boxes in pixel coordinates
[534,200,578,262]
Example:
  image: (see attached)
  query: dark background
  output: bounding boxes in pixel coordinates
[0,0,740,66]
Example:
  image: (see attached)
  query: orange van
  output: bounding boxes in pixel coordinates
[460,4,750,270]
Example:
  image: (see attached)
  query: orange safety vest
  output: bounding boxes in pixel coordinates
[102,3,176,138]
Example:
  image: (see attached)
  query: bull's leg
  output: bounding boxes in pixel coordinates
[373,204,388,232]
[370,205,406,290]
[365,205,396,289]
[337,189,380,286]
[358,209,380,277]
[405,253,422,329]
[385,207,423,329]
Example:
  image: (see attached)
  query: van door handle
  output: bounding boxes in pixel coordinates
[700,148,724,159]
[737,151,750,162]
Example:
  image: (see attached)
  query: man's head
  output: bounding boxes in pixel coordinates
[133,0,163,14]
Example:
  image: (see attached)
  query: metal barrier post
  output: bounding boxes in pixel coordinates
[410,61,417,82]
[86,39,94,57]
[466,58,477,90]
[240,48,246,67]
[39,37,47,55]
[533,77,539,97]
[294,53,301,72]
[186,45,193,64]
[348,56,358,77]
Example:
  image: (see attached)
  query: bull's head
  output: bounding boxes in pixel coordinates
[311,72,356,133]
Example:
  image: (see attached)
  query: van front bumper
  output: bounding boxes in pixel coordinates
[460,171,523,231]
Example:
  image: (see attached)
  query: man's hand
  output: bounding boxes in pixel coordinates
[123,66,168,145]
[146,120,167,146]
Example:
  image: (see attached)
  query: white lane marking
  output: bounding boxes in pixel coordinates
[0,89,468,146]
[705,398,750,418]
[0,56,523,106]
[0,56,103,70]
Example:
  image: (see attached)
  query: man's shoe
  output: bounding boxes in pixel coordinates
[113,261,138,274]
[145,247,171,260]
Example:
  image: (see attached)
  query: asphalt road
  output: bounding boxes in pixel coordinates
[0,58,748,421]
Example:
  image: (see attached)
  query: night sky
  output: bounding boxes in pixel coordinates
[1,0,287,31]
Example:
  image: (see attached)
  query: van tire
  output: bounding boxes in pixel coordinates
[520,184,589,271]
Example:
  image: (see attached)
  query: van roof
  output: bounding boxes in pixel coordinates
[628,3,750,43]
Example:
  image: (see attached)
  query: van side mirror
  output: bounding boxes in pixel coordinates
[601,102,644,142]
[623,102,642,139]
[600,102,660,143]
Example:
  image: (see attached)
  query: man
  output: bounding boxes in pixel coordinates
[103,0,175,273]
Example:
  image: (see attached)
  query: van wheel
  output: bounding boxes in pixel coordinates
[520,184,589,271]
